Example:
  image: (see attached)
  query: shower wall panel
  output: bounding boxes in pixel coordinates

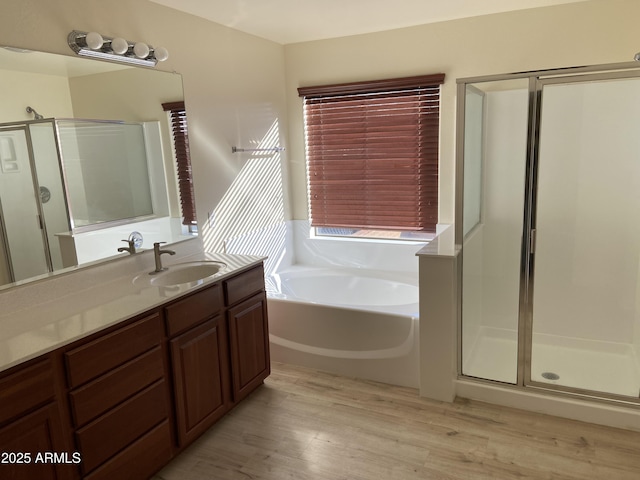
[534,80,640,344]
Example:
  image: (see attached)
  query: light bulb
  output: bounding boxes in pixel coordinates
[85,32,104,50]
[133,42,149,59]
[110,37,129,55]
[154,46,169,62]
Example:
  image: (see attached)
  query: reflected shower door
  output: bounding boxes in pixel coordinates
[29,122,70,271]
[530,74,640,398]
[0,127,50,282]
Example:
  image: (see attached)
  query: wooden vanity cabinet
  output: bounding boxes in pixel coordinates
[166,265,270,448]
[0,260,269,479]
[64,313,172,480]
[225,265,271,403]
[165,284,231,446]
[0,358,74,480]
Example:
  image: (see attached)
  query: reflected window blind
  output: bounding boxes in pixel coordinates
[162,101,197,226]
[298,74,444,232]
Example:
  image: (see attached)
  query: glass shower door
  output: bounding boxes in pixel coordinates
[29,122,70,271]
[460,78,529,384]
[530,74,640,398]
[0,127,50,282]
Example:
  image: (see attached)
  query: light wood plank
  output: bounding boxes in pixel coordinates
[153,362,640,480]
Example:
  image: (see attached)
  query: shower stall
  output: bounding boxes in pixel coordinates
[0,118,156,284]
[457,62,640,404]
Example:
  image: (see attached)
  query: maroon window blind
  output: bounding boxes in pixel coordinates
[162,101,197,226]
[298,74,444,233]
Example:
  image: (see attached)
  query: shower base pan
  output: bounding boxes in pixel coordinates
[463,327,640,398]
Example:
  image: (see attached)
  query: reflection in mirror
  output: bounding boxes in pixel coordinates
[0,46,195,288]
[58,120,155,228]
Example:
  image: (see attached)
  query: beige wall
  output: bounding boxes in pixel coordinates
[3,0,640,257]
[284,0,640,225]
[0,0,289,253]
[0,70,74,123]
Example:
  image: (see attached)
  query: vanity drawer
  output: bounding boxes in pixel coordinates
[65,313,162,388]
[83,419,172,480]
[0,359,54,424]
[165,283,223,337]
[224,265,265,306]
[69,346,165,427]
[76,379,169,474]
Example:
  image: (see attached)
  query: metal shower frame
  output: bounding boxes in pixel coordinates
[455,60,640,407]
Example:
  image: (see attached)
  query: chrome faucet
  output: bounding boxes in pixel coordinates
[117,239,136,255]
[151,242,175,273]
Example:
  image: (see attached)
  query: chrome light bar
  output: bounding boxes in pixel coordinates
[67,30,168,67]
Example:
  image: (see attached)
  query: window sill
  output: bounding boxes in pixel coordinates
[312,227,435,244]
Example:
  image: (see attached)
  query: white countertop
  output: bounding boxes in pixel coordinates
[0,251,264,374]
[415,225,460,258]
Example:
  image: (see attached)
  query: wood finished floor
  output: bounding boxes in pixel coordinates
[153,362,640,480]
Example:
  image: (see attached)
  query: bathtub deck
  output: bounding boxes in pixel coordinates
[154,362,640,480]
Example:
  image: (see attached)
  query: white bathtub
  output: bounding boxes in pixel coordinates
[224,220,428,388]
[266,266,420,388]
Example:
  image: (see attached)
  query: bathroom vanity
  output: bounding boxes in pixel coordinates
[0,259,270,480]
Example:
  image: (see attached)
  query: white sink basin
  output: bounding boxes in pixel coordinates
[135,261,227,287]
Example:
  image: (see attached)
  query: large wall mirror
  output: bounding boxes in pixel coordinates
[0,46,195,289]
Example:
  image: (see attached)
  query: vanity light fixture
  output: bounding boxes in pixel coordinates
[67,30,169,67]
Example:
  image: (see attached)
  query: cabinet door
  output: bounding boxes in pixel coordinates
[0,403,75,480]
[170,316,230,446]
[227,292,270,402]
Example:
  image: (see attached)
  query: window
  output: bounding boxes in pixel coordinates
[298,74,445,239]
[162,101,197,230]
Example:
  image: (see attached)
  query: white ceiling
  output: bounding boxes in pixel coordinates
[150,0,591,44]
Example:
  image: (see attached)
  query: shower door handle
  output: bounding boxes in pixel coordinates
[36,214,44,230]
[529,228,537,254]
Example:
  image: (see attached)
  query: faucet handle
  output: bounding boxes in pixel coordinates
[153,242,164,251]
